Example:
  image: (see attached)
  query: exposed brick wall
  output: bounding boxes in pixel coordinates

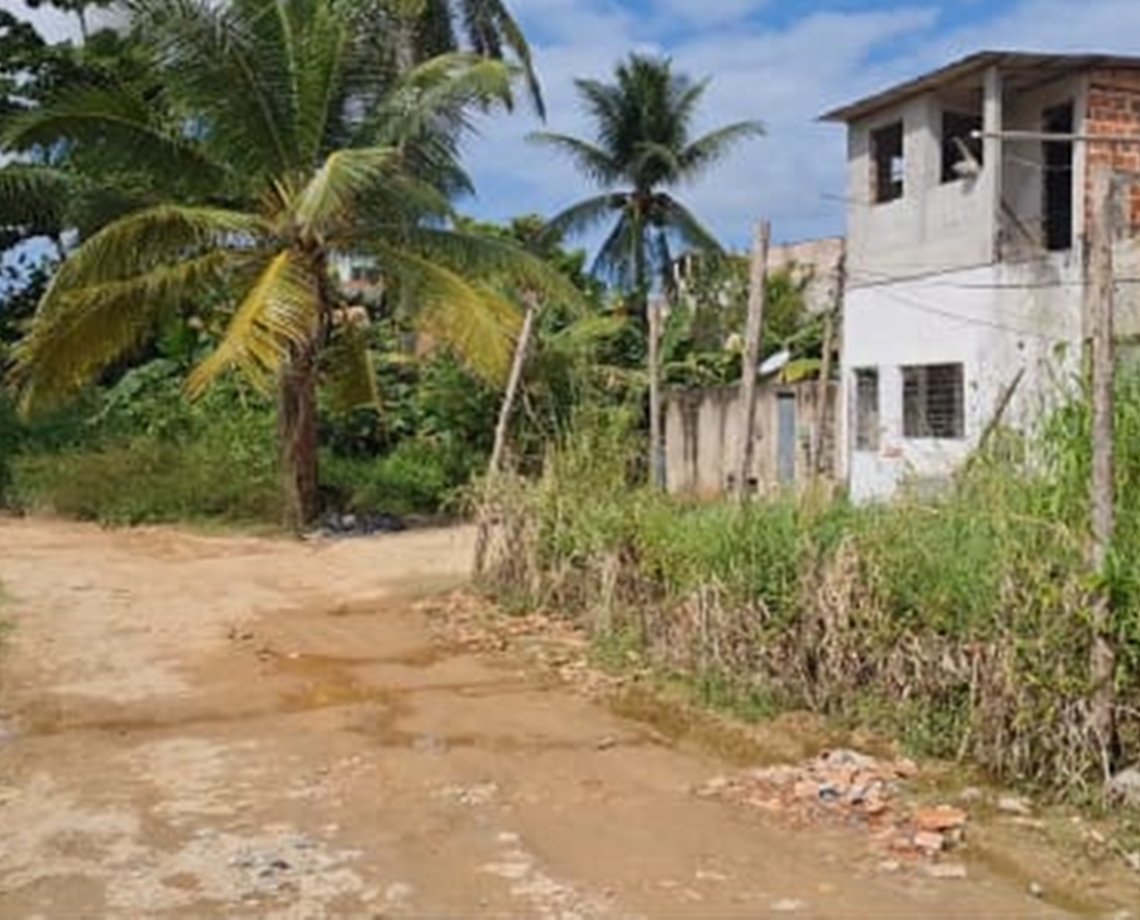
[1087,70,1140,232]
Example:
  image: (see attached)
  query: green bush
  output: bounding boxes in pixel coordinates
[6,361,281,525]
[321,438,474,517]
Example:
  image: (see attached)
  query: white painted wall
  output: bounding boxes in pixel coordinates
[840,257,1084,502]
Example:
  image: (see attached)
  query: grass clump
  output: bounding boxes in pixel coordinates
[480,377,1140,800]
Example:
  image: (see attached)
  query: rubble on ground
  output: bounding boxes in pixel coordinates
[695,749,969,865]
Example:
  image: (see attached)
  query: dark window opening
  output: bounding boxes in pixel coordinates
[854,368,880,451]
[1043,101,1074,252]
[903,363,965,439]
[941,110,984,183]
[871,122,904,203]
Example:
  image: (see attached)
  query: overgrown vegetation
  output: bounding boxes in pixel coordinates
[479,377,1140,800]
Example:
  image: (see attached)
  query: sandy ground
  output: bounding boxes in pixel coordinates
[0,516,1106,918]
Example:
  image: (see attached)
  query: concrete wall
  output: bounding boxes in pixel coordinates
[768,237,845,315]
[840,257,1084,502]
[664,382,837,497]
[846,88,998,281]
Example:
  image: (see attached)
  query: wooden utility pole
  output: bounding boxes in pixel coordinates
[473,292,538,576]
[1087,162,1118,753]
[734,220,771,501]
[647,294,665,489]
[813,245,844,478]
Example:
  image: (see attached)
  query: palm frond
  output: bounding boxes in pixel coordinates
[126,0,300,177]
[454,0,543,116]
[679,121,765,181]
[541,193,628,246]
[2,85,226,188]
[0,164,72,237]
[374,241,520,384]
[527,132,619,186]
[322,320,380,413]
[653,193,723,255]
[592,211,640,290]
[42,204,269,300]
[10,251,232,410]
[187,249,320,396]
[398,226,583,307]
[292,146,398,238]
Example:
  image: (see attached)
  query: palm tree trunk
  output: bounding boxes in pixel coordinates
[278,340,320,532]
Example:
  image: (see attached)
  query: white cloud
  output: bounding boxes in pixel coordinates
[0,0,83,42]
[466,0,1140,254]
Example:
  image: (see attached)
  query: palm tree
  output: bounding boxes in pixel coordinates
[2,0,569,528]
[530,54,763,323]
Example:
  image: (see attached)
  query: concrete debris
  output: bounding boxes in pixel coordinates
[997,795,1034,817]
[696,749,970,862]
[1107,767,1140,809]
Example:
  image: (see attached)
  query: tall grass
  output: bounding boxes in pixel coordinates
[480,377,1140,798]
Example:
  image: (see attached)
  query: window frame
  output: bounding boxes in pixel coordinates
[870,121,905,204]
[853,367,881,452]
[901,363,966,440]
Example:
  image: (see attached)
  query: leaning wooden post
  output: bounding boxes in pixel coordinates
[647,292,666,489]
[474,291,539,576]
[812,245,843,479]
[734,220,771,501]
[1087,162,1118,758]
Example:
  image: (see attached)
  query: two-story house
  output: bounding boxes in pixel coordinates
[824,51,1140,501]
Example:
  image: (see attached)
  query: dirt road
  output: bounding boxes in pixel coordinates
[0,518,1090,917]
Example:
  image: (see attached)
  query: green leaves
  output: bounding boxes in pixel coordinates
[534,53,762,298]
[292,146,398,238]
[187,249,319,397]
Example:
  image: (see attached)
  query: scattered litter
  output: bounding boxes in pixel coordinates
[770,898,807,912]
[998,796,1034,817]
[596,736,618,751]
[438,782,499,806]
[923,863,968,880]
[696,749,970,861]
[1028,881,1045,898]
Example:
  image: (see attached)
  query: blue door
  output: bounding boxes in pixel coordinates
[777,394,796,485]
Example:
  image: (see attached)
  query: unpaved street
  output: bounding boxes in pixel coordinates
[0,518,1081,917]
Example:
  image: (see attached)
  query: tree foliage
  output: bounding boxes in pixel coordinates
[1,0,571,525]
[531,54,763,318]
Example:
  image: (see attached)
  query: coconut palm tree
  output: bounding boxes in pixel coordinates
[2,0,569,528]
[530,54,763,323]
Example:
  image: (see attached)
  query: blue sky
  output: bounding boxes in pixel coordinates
[462,0,1140,250]
[8,0,1140,256]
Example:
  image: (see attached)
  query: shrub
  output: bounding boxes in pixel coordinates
[480,385,1140,799]
[321,438,473,517]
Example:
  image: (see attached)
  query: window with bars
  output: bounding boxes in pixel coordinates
[902,363,965,439]
[854,368,880,451]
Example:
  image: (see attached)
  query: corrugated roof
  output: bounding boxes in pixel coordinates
[820,50,1140,123]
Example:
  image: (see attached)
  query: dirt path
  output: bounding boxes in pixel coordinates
[0,517,1089,918]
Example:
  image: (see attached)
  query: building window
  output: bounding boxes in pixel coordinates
[1042,101,1074,252]
[871,122,904,203]
[854,368,880,451]
[902,363,965,439]
[941,110,983,182]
